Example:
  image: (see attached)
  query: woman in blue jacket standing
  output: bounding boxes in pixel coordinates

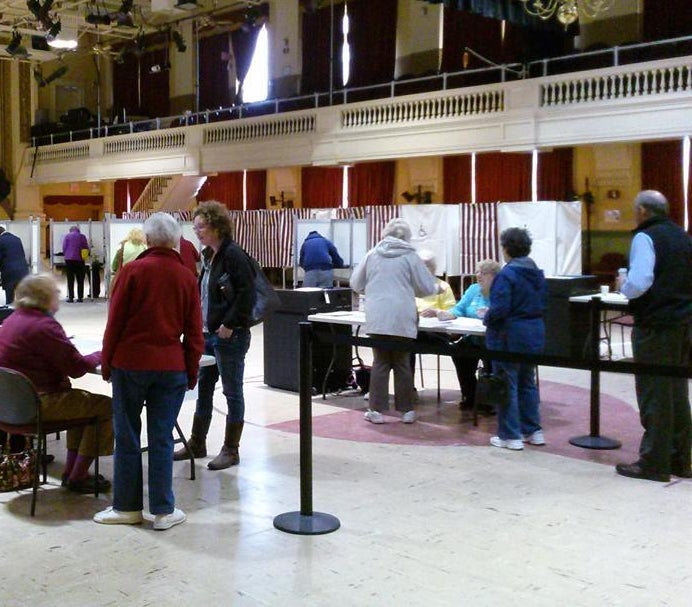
[484,228,547,451]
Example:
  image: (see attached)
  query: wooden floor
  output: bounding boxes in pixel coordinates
[0,290,689,607]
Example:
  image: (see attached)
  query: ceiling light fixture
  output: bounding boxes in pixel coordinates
[518,0,614,27]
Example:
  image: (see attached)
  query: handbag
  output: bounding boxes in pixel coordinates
[0,436,36,492]
[218,252,281,327]
[475,371,510,409]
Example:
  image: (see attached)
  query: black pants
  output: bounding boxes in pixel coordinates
[65,260,86,301]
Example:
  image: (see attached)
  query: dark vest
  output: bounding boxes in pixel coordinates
[628,215,692,325]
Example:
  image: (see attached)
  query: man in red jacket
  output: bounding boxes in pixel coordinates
[95,213,204,531]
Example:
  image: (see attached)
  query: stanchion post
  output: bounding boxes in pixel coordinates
[569,296,621,450]
[273,322,341,535]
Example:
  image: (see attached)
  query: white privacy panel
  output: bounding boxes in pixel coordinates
[497,201,582,275]
[50,220,105,264]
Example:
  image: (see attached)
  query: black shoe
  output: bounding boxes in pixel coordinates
[672,467,692,478]
[66,298,74,303]
[615,462,670,483]
[65,474,111,494]
[77,299,84,303]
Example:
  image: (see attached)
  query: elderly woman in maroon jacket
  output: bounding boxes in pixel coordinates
[94,213,204,531]
[0,273,113,494]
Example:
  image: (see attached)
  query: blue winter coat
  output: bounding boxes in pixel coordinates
[299,231,343,271]
[483,257,547,354]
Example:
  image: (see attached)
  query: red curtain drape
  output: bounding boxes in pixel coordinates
[199,33,233,111]
[300,2,345,94]
[441,9,502,73]
[197,172,244,210]
[301,167,343,208]
[476,152,532,203]
[246,170,267,211]
[644,0,692,41]
[443,155,472,203]
[348,162,395,206]
[112,178,149,216]
[641,140,684,227]
[346,0,398,88]
[113,180,129,217]
[537,147,574,201]
[112,33,169,119]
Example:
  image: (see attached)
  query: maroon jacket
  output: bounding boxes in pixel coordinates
[102,247,204,388]
[0,307,100,394]
[179,236,200,277]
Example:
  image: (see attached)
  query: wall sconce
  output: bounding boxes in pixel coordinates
[401,185,432,204]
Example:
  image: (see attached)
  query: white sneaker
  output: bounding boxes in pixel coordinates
[93,506,143,525]
[153,508,186,531]
[364,409,384,424]
[489,436,524,450]
[523,430,546,446]
[402,410,416,424]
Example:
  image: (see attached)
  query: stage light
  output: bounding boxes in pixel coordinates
[46,20,61,42]
[172,30,186,53]
[86,12,112,26]
[6,31,29,58]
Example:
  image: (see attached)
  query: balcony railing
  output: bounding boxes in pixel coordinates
[30,35,691,149]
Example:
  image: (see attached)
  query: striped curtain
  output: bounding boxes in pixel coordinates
[366,205,399,248]
[459,202,499,275]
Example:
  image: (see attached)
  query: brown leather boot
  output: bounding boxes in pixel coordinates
[207,422,244,470]
[173,414,211,461]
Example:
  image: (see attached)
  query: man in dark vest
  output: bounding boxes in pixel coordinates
[0,226,29,304]
[616,190,691,482]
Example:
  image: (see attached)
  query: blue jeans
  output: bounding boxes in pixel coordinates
[303,269,334,288]
[111,369,187,515]
[196,330,251,423]
[493,361,541,440]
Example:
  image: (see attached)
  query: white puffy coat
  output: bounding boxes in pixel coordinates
[350,236,437,339]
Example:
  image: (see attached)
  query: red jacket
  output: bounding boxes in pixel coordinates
[102,247,204,388]
[0,308,100,394]
[179,236,200,277]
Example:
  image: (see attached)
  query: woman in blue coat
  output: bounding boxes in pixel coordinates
[484,228,547,450]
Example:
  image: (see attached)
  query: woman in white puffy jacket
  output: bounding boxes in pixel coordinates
[350,218,437,424]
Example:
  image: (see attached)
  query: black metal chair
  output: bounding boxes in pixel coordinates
[0,367,100,516]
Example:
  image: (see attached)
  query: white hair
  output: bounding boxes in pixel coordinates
[382,218,412,242]
[144,213,181,248]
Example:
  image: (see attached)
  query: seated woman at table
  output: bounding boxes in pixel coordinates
[410,250,456,387]
[438,259,501,411]
[483,228,547,451]
[350,219,437,424]
[95,213,203,530]
[0,273,113,493]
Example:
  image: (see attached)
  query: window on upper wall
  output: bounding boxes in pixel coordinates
[341,3,351,86]
[243,24,269,103]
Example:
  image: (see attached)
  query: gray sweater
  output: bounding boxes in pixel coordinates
[350,236,437,339]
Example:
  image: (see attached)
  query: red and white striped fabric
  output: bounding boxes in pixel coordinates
[366,205,399,248]
[458,202,499,275]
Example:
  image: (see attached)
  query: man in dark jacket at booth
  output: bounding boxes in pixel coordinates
[0,226,29,304]
[615,190,692,482]
[299,230,344,288]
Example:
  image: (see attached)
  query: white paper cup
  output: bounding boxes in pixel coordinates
[600,285,610,294]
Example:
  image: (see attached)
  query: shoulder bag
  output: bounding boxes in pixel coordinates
[0,436,36,492]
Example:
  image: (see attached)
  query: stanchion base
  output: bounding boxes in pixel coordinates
[273,511,341,535]
[569,435,621,450]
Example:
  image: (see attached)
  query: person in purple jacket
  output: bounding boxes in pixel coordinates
[484,227,547,451]
[61,225,89,302]
[0,273,113,494]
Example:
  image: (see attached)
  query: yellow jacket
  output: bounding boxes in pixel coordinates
[416,279,456,313]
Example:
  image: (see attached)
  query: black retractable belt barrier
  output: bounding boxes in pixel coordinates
[273,322,340,535]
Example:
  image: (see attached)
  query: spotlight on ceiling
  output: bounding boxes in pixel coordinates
[172,30,186,53]
[33,64,69,87]
[6,31,30,58]
[45,19,61,42]
[86,11,112,26]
